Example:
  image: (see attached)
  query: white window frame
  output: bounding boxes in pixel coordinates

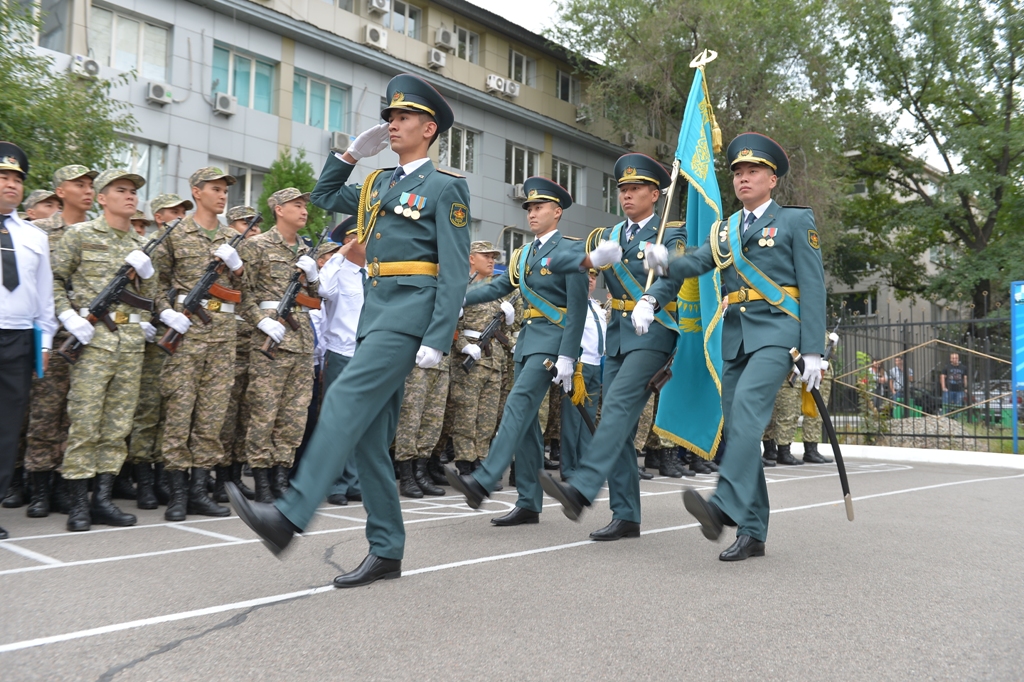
[456,26,479,64]
[384,0,422,40]
[603,174,625,218]
[505,141,539,186]
[293,72,350,132]
[508,48,536,87]
[553,157,582,204]
[117,140,165,206]
[212,161,266,215]
[88,4,169,80]
[212,45,274,113]
[16,0,71,52]
[500,227,531,265]
[438,125,477,173]
[556,69,581,105]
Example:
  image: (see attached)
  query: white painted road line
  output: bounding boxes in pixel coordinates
[0,542,63,566]
[168,525,246,543]
[2,470,1020,655]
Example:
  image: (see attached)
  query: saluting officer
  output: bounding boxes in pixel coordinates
[446,177,588,526]
[227,74,471,588]
[644,133,827,561]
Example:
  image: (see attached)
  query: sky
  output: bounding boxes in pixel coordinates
[468,0,562,36]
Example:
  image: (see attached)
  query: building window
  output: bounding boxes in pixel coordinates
[16,0,70,52]
[603,174,625,217]
[508,48,536,87]
[647,112,662,140]
[210,162,266,213]
[293,74,349,132]
[117,141,165,206]
[505,141,538,186]
[89,6,169,80]
[500,227,530,265]
[212,45,274,114]
[438,125,476,173]
[557,70,580,105]
[553,158,581,202]
[830,292,877,318]
[456,26,479,64]
[337,0,353,10]
[384,1,421,40]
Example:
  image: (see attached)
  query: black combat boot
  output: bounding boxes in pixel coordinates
[2,468,26,508]
[802,442,833,464]
[543,441,560,470]
[252,468,274,504]
[427,455,448,485]
[455,460,474,476]
[134,463,158,510]
[643,449,661,473]
[66,479,91,532]
[761,439,777,467]
[153,463,172,505]
[676,448,696,477]
[414,459,445,496]
[776,443,804,465]
[112,462,136,500]
[90,473,137,526]
[213,466,230,503]
[187,468,230,517]
[690,453,717,475]
[399,460,423,498]
[270,466,291,499]
[658,448,683,478]
[230,462,256,500]
[26,471,51,518]
[51,473,71,514]
[164,469,188,521]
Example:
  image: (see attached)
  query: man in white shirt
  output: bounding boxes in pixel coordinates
[0,142,57,539]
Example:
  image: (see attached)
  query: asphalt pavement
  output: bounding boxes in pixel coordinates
[1,458,1022,681]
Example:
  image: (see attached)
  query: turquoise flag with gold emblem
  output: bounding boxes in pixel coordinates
[654,63,724,460]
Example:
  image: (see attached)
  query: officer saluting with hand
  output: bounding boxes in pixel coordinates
[644,133,827,561]
[227,74,470,588]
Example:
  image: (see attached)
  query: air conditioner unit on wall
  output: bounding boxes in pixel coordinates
[146,81,174,106]
[363,24,388,51]
[656,142,672,158]
[70,54,100,79]
[485,74,506,94]
[427,48,446,70]
[367,0,389,16]
[621,132,637,148]
[504,80,520,98]
[213,92,237,116]
[575,105,591,124]
[435,27,456,52]
[512,183,527,201]
[330,131,352,152]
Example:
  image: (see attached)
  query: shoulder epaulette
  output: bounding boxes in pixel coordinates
[665,220,686,228]
[782,205,812,210]
[563,236,582,241]
[437,169,465,178]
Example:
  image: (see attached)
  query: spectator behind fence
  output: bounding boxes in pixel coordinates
[940,352,967,413]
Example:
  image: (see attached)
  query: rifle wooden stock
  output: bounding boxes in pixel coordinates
[57,334,83,364]
[259,335,278,360]
[294,292,321,310]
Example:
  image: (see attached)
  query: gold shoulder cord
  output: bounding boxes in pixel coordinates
[586,227,614,270]
[356,169,386,244]
[710,220,733,269]
[507,246,523,287]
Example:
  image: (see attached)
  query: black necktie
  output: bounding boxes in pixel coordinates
[389,166,406,188]
[1,216,19,292]
[532,241,539,256]
[359,267,367,284]
[627,223,640,242]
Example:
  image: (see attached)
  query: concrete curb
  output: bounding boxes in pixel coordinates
[792,442,1024,469]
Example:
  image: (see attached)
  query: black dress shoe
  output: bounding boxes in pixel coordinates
[682,488,723,541]
[491,506,539,526]
[327,493,348,506]
[776,444,804,465]
[444,464,488,509]
[719,535,765,561]
[333,554,401,588]
[226,482,297,557]
[638,467,654,480]
[346,491,362,502]
[538,471,588,521]
[589,519,640,541]
[0,525,7,540]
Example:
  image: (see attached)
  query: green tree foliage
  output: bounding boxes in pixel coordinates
[257,148,328,240]
[0,4,135,194]
[838,0,1024,315]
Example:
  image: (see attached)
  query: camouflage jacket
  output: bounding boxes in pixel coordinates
[34,214,72,337]
[455,276,508,371]
[153,216,242,344]
[238,226,319,356]
[52,216,158,354]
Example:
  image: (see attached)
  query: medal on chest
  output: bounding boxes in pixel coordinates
[637,240,649,260]
[539,257,551,276]
[758,227,777,248]
[395,192,426,220]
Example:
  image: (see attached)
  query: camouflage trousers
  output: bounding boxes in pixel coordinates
[160,338,235,471]
[218,326,252,466]
[494,350,516,434]
[24,332,71,472]
[245,349,313,469]
[128,340,167,465]
[800,374,834,443]
[763,371,833,445]
[395,361,450,461]
[544,383,562,443]
[635,393,658,451]
[63,344,144,480]
[450,363,502,462]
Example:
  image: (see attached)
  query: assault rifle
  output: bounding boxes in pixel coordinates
[58,218,183,364]
[157,212,263,356]
[461,291,520,373]
[259,227,329,360]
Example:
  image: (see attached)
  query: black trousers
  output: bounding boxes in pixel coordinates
[0,329,33,495]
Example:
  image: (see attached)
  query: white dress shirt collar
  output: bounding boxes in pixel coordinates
[533,229,559,250]
[742,198,773,225]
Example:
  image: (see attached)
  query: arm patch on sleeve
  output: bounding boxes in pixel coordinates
[450,203,469,228]
[807,230,820,249]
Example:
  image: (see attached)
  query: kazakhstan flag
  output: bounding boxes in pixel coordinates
[653,65,724,460]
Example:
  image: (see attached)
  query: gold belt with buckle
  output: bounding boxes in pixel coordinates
[726,286,800,305]
[609,299,678,312]
[366,261,439,278]
[523,307,567,320]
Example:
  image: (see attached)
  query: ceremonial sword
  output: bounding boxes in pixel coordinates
[543,358,597,435]
[790,348,854,521]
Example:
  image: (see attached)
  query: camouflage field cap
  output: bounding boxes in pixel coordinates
[315,240,342,259]
[150,193,194,213]
[226,205,258,222]
[470,240,502,258]
[52,164,98,186]
[24,189,60,209]
[188,166,237,187]
[130,211,151,225]
[267,187,311,210]
[94,169,146,192]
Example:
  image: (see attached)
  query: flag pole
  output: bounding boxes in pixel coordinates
[644,157,681,290]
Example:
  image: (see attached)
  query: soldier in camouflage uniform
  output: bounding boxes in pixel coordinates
[762,377,804,465]
[394,357,450,498]
[52,169,159,532]
[21,166,98,517]
[238,188,318,503]
[799,362,834,463]
[153,169,245,521]
[215,205,261,502]
[130,211,150,236]
[23,189,61,222]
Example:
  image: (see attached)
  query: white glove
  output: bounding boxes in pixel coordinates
[462,343,482,361]
[125,250,155,279]
[801,353,824,392]
[644,244,669,277]
[58,309,94,345]
[159,309,192,335]
[589,240,622,268]
[632,297,655,335]
[258,317,287,344]
[500,300,515,325]
[346,122,390,161]
[213,244,243,273]
[553,355,575,393]
[296,255,319,283]
[140,321,157,343]
[416,345,443,369]
[459,307,464,319]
